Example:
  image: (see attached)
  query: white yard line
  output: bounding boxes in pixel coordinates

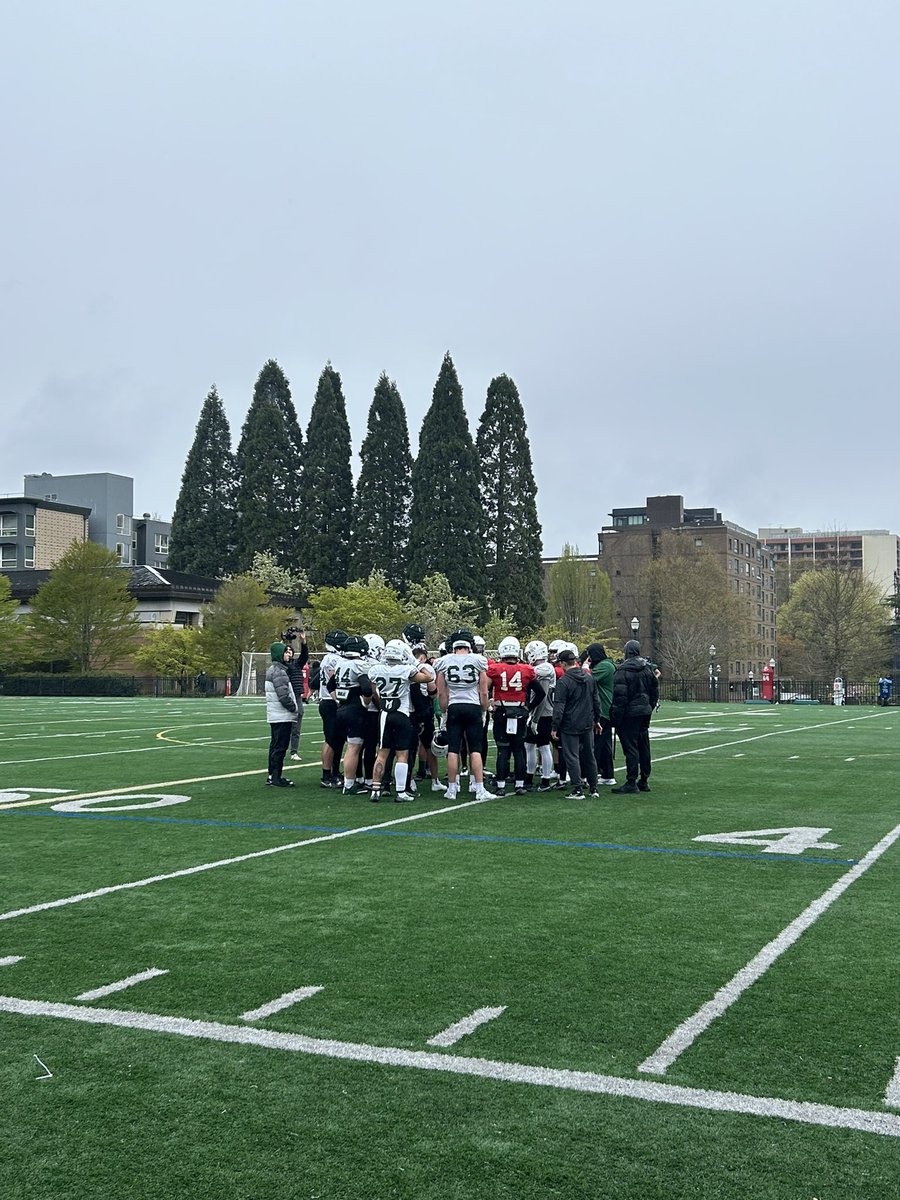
[0,717,261,744]
[427,1006,507,1047]
[0,765,315,810]
[885,1058,900,1108]
[638,822,900,1076]
[241,987,324,1022]
[1,994,898,1139]
[0,956,24,967]
[75,968,169,1001]
[0,795,496,922]
[0,745,170,768]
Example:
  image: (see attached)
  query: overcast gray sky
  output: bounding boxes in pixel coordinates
[3,1,898,555]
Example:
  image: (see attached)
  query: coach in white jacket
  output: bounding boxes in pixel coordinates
[265,642,298,788]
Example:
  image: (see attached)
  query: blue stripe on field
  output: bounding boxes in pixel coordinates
[0,808,857,865]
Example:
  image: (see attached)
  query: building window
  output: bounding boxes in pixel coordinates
[24,545,35,568]
[116,514,132,535]
[154,533,170,553]
[174,611,197,626]
[0,515,17,538]
[25,514,35,536]
[115,542,132,564]
[0,546,16,569]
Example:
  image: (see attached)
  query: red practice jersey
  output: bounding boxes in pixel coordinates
[487,659,536,704]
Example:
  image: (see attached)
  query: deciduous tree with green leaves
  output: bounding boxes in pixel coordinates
[778,565,890,678]
[350,373,412,590]
[407,353,487,610]
[247,550,311,605]
[476,374,545,629]
[134,625,211,677]
[545,544,617,648]
[169,385,238,578]
[307,572,405,649]
[199,575,292,677]
[28,541,140,672]
[640,532,751,676]
[402,572,479,649]
[297,364,354,588]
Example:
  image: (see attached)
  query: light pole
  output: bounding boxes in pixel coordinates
[708,643,716,702]
[631,616,639,643]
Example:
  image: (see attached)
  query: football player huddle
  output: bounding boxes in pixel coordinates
[311,627,598,803]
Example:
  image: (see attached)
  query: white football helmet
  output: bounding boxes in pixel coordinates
[364,633,385,661]
[525,639,548,665]
[473,635,486,653]
[431,730,449,759]
[563,641,579,658]
[497,636,521,661]
[548,639,565,662]
[383,639,408,664]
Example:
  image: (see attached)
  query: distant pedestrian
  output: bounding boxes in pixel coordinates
[609,640,658,794]
[551,648,602,799]
[265,641,298,789]
[878,676,893,706]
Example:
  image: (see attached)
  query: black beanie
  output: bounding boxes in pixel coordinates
[586,643,607,663]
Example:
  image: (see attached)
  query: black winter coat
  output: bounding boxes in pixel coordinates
[610,657,658,723]
[551,667,602,734]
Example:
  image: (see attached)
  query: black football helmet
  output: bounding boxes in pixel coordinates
[341,635,369,659]
[403,622,425,646]
[448,629,474,651]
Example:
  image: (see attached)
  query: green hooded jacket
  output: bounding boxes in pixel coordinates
[589,656,615,718]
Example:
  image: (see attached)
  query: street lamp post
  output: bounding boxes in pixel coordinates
[631,616,639,643]
[708,643,716,702]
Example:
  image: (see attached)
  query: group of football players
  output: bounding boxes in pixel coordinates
[313,626,585,803]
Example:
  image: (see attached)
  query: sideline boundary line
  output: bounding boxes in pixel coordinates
[0,795,496,923]
[638,821,900,1075]
[1,994,898,1139]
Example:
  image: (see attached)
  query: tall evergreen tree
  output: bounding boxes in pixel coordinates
[297,364,354,588]
[232,361,304,571]
[233,394,292,571]
[408,352,487,609]
[349,372,412,589]
[169,386,237,577]
[476,374,546,629]
[254,358,304,451]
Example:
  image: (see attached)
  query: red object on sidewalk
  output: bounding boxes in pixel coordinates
[761,664,773,702]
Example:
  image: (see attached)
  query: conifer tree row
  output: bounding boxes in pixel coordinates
[169,385,237,577]
[170,355,545,611]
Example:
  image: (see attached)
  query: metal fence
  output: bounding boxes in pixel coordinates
[659,679,895,705]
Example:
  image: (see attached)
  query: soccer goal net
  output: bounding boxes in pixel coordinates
[235,652,271,697]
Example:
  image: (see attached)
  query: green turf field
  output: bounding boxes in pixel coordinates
[1,695,898,1199]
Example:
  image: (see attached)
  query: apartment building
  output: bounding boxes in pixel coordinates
[598,495,777,679]
[22,472,171,568]
[759,528,900,599]
[0,497,90,571]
